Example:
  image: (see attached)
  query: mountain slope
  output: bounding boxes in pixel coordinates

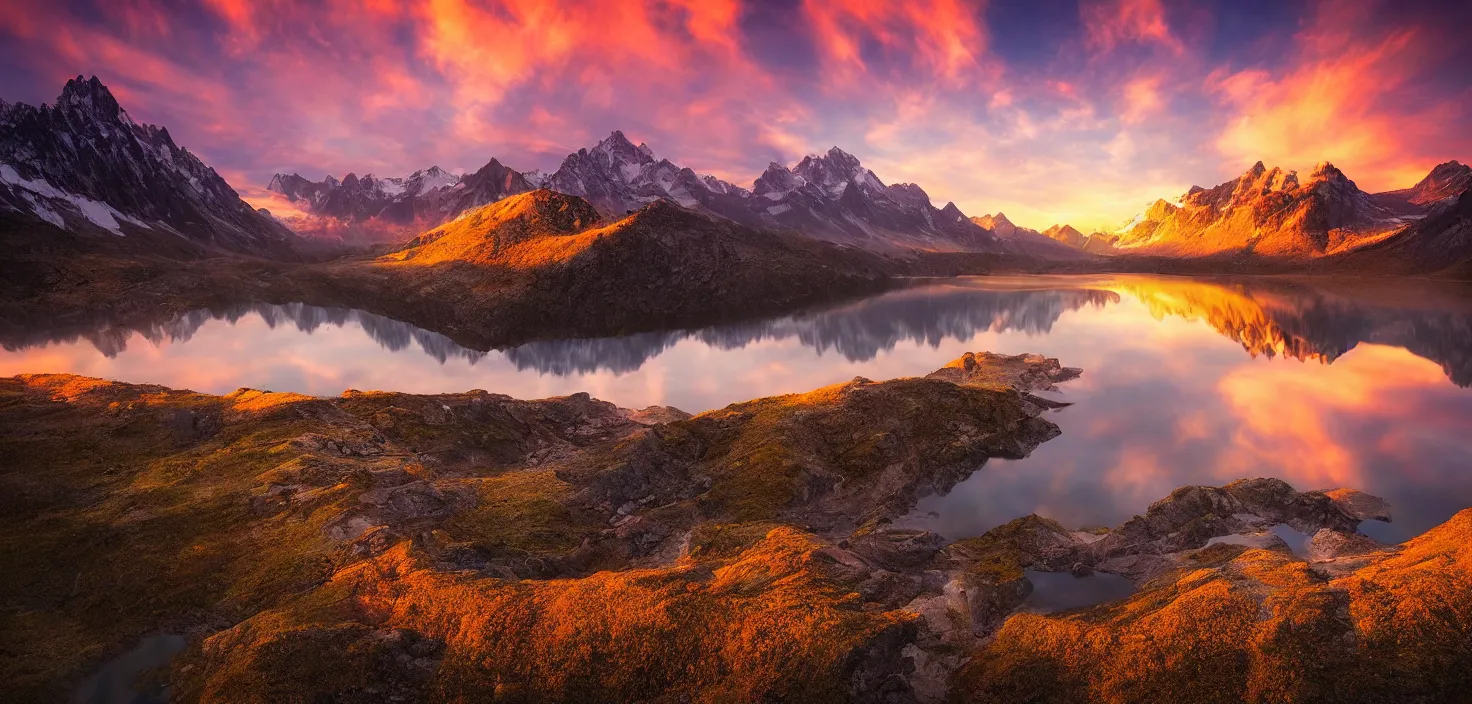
[0,76,299,258]
[1340,187,1472,277]
[384,188,602,266]
[1106,161,1421,258]
[1371,160,1472,212]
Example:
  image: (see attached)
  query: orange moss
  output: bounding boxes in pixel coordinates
[953,511,1472,702]
[198,530,913,702]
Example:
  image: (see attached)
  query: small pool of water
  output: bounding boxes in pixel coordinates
[73,634,185,704]
[1022,570,1136,613]
[1269,524,1313,557]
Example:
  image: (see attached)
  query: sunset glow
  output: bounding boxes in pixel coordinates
[2,0,1466,231]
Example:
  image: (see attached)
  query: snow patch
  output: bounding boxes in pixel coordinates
[419,172,458,193]
[375,177,406,197]
[1,163,134,235]
[766,204,792,216]
[67,195,126,234]
[20,191,65,228]
[1114,210,1145,234]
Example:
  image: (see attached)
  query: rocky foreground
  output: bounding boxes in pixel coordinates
[1,354,1469,702]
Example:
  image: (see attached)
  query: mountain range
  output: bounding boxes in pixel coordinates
[1093,160,1472,267]
[970,213,1104,257]
[269,130,1012,253]
[2,76,1470,276]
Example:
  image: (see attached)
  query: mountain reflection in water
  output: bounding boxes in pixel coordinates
[3,274,1471,544]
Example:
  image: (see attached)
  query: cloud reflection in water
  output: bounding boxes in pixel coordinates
[3,274,1471,542]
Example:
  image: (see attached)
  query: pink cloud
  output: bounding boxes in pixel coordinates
[1,0,1466,233]
[1080,0,1184,55]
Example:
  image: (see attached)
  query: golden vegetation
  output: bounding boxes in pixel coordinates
[195,529,912,703]
[380,189,602,268]
[6,356,1472,702]
[953,511,1472,703]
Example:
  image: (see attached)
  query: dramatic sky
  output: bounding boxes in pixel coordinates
[2,0,1469,230]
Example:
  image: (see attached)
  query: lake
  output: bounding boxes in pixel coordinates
[5,274,1471,543]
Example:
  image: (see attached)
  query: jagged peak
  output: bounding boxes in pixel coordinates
[1423,160,1470,180]
[596,130,642,153]
[888,182,929,197]
[56,75,128,123]
[1310,161,1344,180]
[266,173,298,192]
[1044,223,1082,236]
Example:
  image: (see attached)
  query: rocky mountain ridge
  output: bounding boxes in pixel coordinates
[1089,160,1472,263]
[530,132,1008,253]
[0,76,299,257]
[971,212,1110,259]
[274,129,1011,253]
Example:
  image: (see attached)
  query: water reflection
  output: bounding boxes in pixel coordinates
[3,302,487,365]
[3,274,1471,544]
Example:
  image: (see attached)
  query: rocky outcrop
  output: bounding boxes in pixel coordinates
[952,499,1471,704]
[0,353,1076,702]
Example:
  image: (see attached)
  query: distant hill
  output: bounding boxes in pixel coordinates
[970,212,1092,260]
[356,190,897,342]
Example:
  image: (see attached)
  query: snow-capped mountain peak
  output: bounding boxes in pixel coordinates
[0,75,298,255]
[406,165,460,195]
[793,146,880,198]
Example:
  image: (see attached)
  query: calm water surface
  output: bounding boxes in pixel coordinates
[6,274,1472,542]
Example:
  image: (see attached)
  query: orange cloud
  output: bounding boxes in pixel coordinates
[1080,0,1183,55]
[801,0,990,86]
[1210,3,1459,192]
